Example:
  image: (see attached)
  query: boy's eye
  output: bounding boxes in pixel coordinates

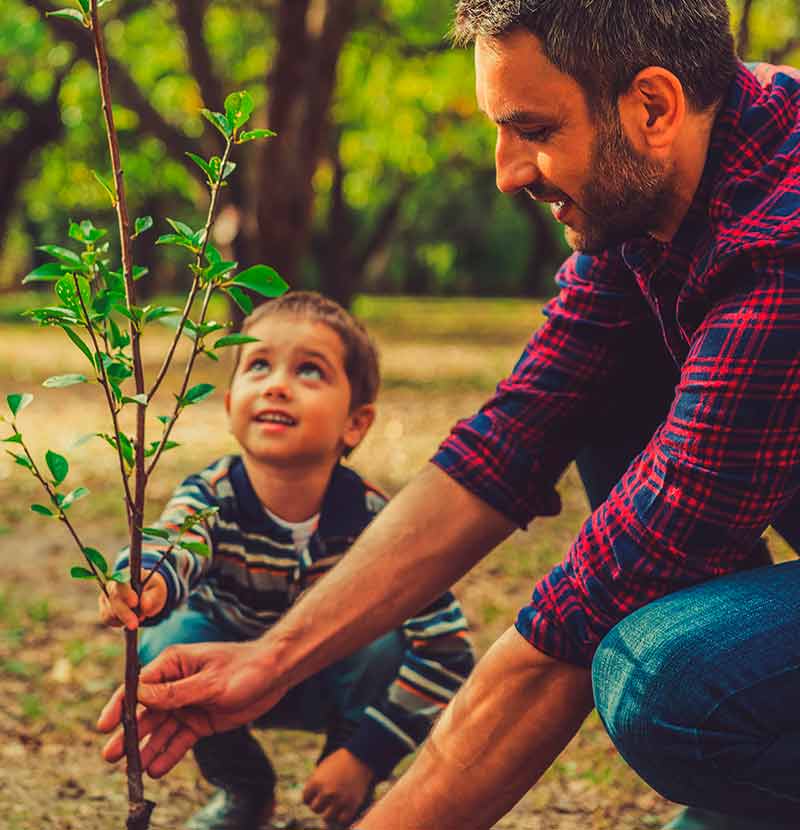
[247,358,270,373]
[297,362,323,381]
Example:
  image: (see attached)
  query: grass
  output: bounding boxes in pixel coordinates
[0,295,681,829]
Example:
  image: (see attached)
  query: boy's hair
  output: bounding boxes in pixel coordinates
[452,0,738,115]
[233,291,380,411]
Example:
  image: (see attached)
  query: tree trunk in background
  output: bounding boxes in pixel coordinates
[251,0,362,292]
[0,85,65,257]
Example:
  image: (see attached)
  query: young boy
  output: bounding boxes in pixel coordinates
[99,292,474,830]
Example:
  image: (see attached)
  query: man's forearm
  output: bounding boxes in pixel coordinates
[262,463,516,690]
[360,627,594,830]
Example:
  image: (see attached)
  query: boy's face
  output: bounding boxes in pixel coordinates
[225,314,374,470]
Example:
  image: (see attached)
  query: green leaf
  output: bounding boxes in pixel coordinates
[156,234,198,252]
[121,393,148,406]
[59,326,94,366]
[205,244,223,264]
[69,219,107,244]
[132,265,149,281]
[156,415,173,426]
[201,108,232,139]
[225,90,254,131]
[224,286,253,315]
[22,263,66,284]
[7,394,33,417]
[60,487,89,510]
[237,128,277,143]
[186,152,214,181]
[43,374,88,388]
[70,567,95,580]
[149,439,179,456]
[37,244,83,268]
[229,265,288,299]
[76,0,90,12]
[205,260,238,281]
[166,218,195,239]
[180,541,211,558]
[2,433,23,445]
[179,384,215,406]
[214,334,260,348]
[8,451,33,470]
[143,305,180,324]
[133,216,153,238]
[109,572,128,584]
[142,527,170,541]
[84,547,108,576]
[107,318,129,350]
[47,8,86,24]
[55,275,92,317]
[45,450,69,485]
[92,170,117,205]
[30,504,55,517]
[26,307,79,326]
[203,349,220,362]
[117,432,134,469]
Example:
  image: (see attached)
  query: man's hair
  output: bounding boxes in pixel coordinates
[452,0,738,113]
[233,291,380,411]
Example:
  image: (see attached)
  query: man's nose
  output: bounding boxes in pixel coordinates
[495,130,538,194]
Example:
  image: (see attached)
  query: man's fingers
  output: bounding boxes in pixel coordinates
[138,714,181,770]
[100,705,166,762]
[97,683,126,733]
[146,723,201,778]
[137,666,217,710]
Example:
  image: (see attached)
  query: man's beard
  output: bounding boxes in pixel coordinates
[567,111,676,253]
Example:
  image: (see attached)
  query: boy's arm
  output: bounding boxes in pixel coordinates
[99,465,518,774]
[344,593,475,780]
[113,473,216,625]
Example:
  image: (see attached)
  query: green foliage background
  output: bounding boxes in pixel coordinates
[1,0,797,301]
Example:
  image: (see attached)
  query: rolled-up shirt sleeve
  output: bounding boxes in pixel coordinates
[517,266,800,665]
[433,249,654,527]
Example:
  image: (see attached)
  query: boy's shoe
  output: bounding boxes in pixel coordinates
[664,807,787,829]
[184,788,274,830]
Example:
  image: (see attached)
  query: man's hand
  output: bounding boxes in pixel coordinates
[303,748,375,827]
[98,569,167,630]
[96,639,288,778]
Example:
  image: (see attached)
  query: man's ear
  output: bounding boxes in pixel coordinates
[343,403,376,452]
[618,66,686,157]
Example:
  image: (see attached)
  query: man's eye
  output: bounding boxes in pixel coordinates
[520,127,554,143]
[298,362,323,381]
[247,358,270,372]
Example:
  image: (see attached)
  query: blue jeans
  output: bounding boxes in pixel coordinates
[576,334,800,823]
[140,604,405,795]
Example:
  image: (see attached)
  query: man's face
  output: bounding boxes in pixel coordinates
[475,30,676,252]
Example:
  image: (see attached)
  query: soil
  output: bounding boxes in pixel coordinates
[0,321,685,829]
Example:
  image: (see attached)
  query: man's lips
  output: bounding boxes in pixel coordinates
[524,187,573,222]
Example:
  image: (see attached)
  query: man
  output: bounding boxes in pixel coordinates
[98,2,800,828]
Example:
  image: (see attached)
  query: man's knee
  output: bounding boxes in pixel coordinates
[591,606,708,804]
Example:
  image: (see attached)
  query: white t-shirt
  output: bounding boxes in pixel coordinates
[262,504,320,554]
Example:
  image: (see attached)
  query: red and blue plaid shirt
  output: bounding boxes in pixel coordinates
[433,63,800,666]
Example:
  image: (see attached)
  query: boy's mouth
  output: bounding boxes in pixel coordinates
[255,410,297,426]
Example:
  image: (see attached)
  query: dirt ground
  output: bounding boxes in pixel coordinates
[0,300,701,829]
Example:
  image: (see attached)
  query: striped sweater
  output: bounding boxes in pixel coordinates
[116,455,474,778]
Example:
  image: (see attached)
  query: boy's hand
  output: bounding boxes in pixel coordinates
[98,569,168,630]
[303,748,375,827]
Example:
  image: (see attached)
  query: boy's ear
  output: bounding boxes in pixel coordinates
[343,403,376,452]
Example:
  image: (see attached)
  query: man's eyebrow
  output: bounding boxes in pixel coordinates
[493,109,552,126]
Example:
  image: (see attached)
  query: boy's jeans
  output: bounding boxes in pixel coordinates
[140,606,404,796]
[576,331,800,823]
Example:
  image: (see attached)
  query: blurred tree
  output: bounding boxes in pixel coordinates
[5,1,798,305]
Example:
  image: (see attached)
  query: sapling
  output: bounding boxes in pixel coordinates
[2,2,287,828]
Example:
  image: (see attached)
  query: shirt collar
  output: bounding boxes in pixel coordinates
[230,456,371,542]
